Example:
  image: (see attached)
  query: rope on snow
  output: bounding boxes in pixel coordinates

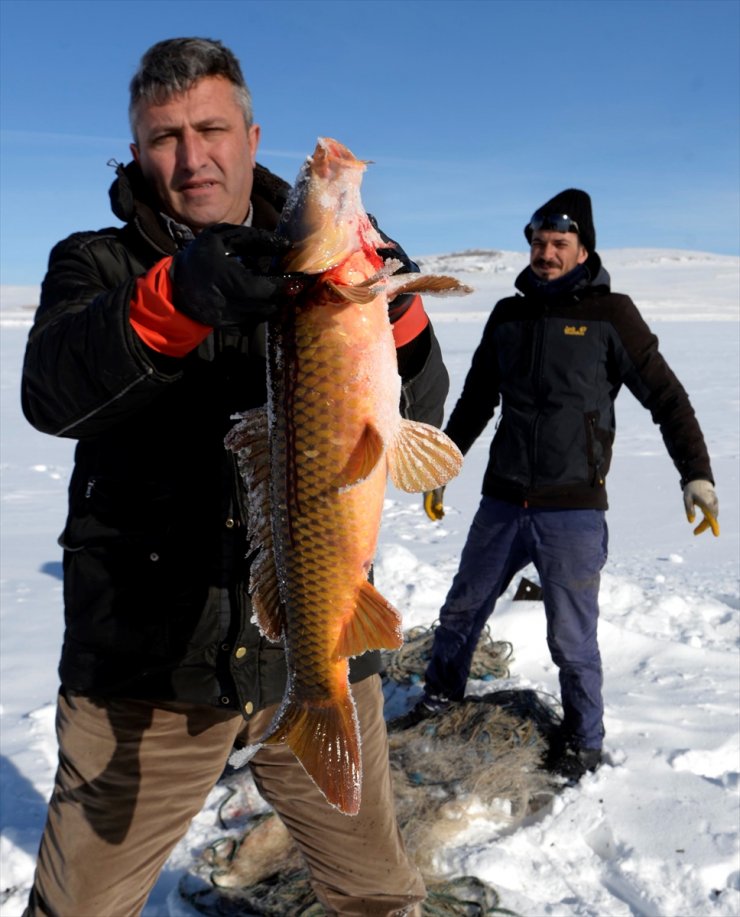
[382,624,514,685]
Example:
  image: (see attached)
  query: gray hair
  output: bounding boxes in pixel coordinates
[129,37,253,139]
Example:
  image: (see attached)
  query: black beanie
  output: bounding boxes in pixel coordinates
[524,188,596,254]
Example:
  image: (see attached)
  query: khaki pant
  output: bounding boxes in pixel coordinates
[24,675,424,917]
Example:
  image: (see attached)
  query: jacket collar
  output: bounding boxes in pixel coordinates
[515,251,611,300]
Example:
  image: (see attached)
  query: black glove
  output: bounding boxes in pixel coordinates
[171,224,311,328]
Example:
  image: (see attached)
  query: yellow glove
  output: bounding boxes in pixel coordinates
[423,486,446,521]
[683,480,719,537]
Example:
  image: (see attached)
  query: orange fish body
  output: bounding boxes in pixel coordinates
[226,138,468,815]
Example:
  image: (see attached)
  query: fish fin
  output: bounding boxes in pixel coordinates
[251,589,286,644]
[224,409,284,641]
[325,278,377,305]
[334,422,385,490]
[261,690,362,816]
[387,418,464,493]
[327,272,472,305]
[337,581,404,658]
[384,273,474,298]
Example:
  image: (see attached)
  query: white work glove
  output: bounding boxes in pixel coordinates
[683,480,719,537]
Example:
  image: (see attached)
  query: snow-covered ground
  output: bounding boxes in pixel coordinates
[1,248,738,916]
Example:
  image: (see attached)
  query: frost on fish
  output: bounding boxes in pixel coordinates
[225,137,470,815]
[225,409,283,639]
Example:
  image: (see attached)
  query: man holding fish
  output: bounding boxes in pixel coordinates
[21,37,462,917]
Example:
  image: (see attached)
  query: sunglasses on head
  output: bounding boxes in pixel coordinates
[528,212,580,234]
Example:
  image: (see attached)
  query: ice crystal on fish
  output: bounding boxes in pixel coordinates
[225,137,469,815]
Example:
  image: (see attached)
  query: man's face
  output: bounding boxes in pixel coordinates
[131,75,260,230]
[529,230,588,281]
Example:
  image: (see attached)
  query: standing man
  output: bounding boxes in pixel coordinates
[21,37,447,916]
[403,189,719,783]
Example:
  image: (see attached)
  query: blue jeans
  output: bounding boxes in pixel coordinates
[425,497,608,749]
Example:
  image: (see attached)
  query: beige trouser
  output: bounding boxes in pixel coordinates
[24,675,424,917]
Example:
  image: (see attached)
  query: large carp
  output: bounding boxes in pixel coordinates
[225,137,469,815]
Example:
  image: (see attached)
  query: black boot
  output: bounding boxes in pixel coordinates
[547,741,602,785]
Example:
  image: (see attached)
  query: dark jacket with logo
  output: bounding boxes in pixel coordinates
[21,161,450,716]
[444,254,713,510]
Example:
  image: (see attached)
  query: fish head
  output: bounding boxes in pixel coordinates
[277,137,385,275]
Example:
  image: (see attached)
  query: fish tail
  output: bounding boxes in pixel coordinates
[260,691,362,816]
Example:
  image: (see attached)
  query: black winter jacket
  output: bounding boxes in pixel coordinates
[444,255,713,510]
[21,161,451,716]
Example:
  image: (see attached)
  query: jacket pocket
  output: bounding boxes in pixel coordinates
[584,412,606,487]
[59,475,208,659]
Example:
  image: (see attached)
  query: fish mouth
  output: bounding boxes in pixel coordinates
[311,138,369,178]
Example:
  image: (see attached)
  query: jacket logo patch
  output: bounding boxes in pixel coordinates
[564,325,588,336]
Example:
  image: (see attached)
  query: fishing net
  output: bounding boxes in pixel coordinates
[388,691,560,876]
[382,624,514,685]
[177,865,517,916]
[176,628,561,917]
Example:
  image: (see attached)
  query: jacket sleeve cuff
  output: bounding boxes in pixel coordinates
[390,295,429,347]
[129,257,212,357]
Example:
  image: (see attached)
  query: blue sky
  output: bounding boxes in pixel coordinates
[1,0,738,286]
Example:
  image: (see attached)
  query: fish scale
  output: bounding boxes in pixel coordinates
[225,137,470,814]
[277,305,383,701]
